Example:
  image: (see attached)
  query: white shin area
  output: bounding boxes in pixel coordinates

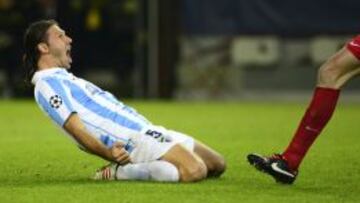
[115,160,179,182]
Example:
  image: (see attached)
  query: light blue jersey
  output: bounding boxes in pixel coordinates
[32,68,151,148]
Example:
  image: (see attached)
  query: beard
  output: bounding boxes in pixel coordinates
[50,48,71,68]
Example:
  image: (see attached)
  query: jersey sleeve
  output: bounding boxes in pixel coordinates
[34,77,76,127]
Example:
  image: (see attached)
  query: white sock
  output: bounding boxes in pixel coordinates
[115,160,179,182]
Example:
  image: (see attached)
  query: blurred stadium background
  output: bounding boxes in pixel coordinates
[1,0,360,101]
[2,1,360,202]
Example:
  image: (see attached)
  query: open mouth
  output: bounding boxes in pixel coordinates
[66,47,71,56]
[66,47,72,64]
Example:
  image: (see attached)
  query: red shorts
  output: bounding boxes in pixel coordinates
[346,35,360,60]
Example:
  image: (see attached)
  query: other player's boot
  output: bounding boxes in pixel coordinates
[247,153,298,184]
[92,163,118,180]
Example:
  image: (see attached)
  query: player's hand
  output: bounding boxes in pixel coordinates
[111,142,131,165]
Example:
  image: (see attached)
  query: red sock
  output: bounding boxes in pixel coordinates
[282,87,340,170]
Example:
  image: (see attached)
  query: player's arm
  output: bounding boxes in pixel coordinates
[63,113,130,165]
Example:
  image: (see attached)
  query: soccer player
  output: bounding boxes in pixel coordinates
[23,19,226,182]
[247,36,360,184]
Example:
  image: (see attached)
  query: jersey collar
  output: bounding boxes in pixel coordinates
[31,67,68,85]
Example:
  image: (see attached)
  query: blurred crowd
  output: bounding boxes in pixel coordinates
[0,0,136,97]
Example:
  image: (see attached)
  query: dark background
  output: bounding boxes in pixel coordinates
[1,0,360,99]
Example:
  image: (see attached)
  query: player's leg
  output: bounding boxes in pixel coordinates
[95,134,208,183]
[248,36,360,184]
[94,130,205,182]
[159,128,225,178]
[193,140,226,178]
[318,45,360,89]
[94,144,208,182]
[282,43,360,170]
[160,144,208,182]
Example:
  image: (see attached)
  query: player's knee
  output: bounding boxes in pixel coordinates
[205,154,226,177]
[318,55,344,88]
[212,156,226,177]
[179,161,207,182]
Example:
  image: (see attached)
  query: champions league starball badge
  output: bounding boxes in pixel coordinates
[49,95,63,109]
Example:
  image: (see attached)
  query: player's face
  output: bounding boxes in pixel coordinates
[45,25,73,69]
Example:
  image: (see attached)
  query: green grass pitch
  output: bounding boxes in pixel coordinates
[0,100,360,202]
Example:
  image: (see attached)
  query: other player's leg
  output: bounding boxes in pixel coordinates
[248,36,360,184]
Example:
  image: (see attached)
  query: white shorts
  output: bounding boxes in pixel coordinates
[128,125,195,163]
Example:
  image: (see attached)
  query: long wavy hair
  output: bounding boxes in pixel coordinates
[23,19,58,84]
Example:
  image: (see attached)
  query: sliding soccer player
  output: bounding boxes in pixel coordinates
[24,19,226,182]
